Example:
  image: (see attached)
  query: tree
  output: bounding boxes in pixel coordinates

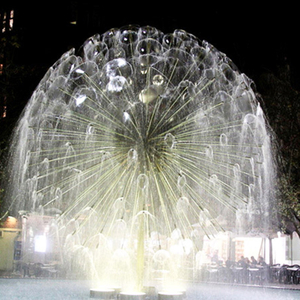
[257,62,300,236]
[0,28,46,219]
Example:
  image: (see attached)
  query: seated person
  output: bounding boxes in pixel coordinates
[257,256,267,266]
[250,256,258,266]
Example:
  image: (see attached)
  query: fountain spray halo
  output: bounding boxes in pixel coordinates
[7,25,276,291]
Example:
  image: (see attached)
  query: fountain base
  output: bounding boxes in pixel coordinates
[90,288,115,299]
[158,292,183,300]
[120,292,146,300]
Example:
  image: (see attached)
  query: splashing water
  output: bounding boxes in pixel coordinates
[6,25,276,291]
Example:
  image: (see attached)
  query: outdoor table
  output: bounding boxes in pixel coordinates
[248,267,261,284]
[232,267,244,283]
[270,265,281,282]
[207,265,219,281]
[287,267,299,272]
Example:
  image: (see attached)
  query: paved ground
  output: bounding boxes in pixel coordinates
[0,278,300,300]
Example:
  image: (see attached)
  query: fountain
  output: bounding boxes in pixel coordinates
[5,25,277,298]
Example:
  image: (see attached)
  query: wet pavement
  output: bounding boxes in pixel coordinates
[0,278,300,300]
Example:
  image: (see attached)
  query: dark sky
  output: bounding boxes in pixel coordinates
[13,2,297,77]
[2,2,299,106]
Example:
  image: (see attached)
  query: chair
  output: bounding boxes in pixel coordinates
[294,268,300,284]
[278,265,289,284]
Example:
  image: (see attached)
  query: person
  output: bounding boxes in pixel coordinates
[258,256,267,266]
[250,256,258,266]
[225,258,235,268]
[237,256,249,283]
[238,256,248,268]
[211,250,219,264]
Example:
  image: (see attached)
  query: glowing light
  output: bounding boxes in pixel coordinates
[75,94,87,106]
[34,235,47,253]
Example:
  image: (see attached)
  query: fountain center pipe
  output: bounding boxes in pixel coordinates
[137,212,145,292]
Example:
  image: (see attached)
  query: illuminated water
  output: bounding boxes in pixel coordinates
[6,25,277,292]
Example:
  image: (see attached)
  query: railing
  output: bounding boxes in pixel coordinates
[20,262,61,278]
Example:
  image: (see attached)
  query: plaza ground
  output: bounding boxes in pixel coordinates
[0,278,300,300]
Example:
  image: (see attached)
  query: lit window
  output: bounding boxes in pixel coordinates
[0,64,3,75]
[9,10,14,31]
[2,106,7,118]
[1,95,7,118]
[1,10,14,33]
[1,12,6,33]
[34,235,47,253]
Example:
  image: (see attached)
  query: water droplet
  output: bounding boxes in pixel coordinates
[55,187,62,202]
[39,158,49,175]
[136,38,162,55]
[86,123,95,135]
[164,133,176,149]
[233,164,240,178]
[199,209,210,227]
[153,249,170,263]
[106,76,127,92]
[177,196,189,213]
[104,58,132,78]
[123,111,130,123]
[171,228,182,240]
[209,174,218,186]
[140,65,148,74]
[205,145,213,161]
[101,151,111,163]
[244,114,256,125]
[177,173,186,190]
[139,86,158,103]
[127,148,138,166]
[59,55,78,76]
[220,133,228,146]
[137,173,148,190]
[72,61,98,79]
[152,74,164,86]
[113,197,125,210]
[120,28,138,44]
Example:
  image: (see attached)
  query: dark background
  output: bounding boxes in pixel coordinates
[1,1,298,117]
[18,3,299,77]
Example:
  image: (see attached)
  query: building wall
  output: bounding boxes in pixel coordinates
[285,232,300,265]
[0,228,21,271]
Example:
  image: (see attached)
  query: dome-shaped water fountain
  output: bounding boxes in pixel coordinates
[6,25,276,296]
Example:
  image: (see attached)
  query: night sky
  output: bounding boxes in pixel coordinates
[14,3,298,77]
[1,2,299,121]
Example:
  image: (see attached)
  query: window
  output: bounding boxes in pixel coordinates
[1,96,7,118]
[2,106,7,118]
[9,10,14,31]
[34,235,47,253]
[1,9,14,33]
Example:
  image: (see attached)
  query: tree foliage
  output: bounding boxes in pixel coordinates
[257,63,300,235]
